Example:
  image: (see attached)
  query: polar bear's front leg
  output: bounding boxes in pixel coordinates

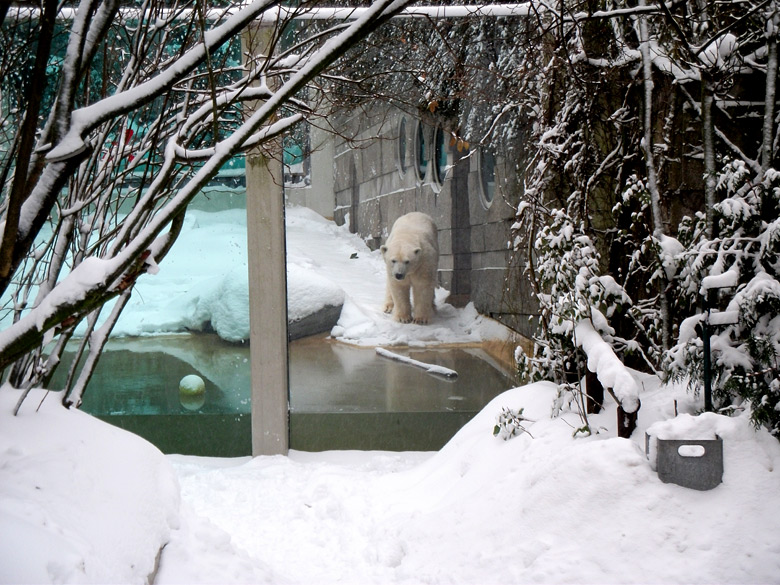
[383,281,395,314]
[390,282,413,323]
[411,279,435,324]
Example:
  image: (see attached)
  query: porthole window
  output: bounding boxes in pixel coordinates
[415,120,427,181]
[433,126,448,185]
[479,148,496,208]
[397,117,407,176]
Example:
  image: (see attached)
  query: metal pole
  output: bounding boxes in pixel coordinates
[702,315,713,412]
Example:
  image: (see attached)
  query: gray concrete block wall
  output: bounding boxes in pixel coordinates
[328,105,538,337]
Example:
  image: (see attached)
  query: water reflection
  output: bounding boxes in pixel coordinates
[288,337,513,413]
[61,334,514,418]
[53,335,250,416]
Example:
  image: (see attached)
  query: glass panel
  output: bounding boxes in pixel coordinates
[434,126,447,184]
[398,117,407,175]
[416,120,427,180]
[480,148,496,206]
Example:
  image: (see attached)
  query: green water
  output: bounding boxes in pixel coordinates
[55,334,515,454]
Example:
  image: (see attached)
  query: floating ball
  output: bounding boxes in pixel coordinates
[179,374,206,410]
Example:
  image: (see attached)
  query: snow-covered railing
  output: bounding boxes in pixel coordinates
[575,318,641,437]
[10,4,537,22]
[11,2,667,23]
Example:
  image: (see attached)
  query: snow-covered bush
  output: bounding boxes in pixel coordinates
[518,210,602,384]
[516,207,641,433]
[667,161,780,436]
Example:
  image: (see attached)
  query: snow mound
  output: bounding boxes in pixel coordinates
[4,381,780,584]
[160,382,780,584]
[0,387,180,584]
[287,263,345,322]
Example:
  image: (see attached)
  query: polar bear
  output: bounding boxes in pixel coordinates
[380,212,439,324]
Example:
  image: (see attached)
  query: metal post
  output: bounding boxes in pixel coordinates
[701,314,713,413]
[697,292,714,413]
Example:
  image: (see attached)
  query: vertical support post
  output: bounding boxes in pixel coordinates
[244,25,289,456]
[697,292,714,413]
[701,317,713,413]
[584,369,603,414]
[617,404,639,439]
[246,154,289,456]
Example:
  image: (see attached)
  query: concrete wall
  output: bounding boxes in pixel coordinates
[284,124,336,219]
[328,105,538,338]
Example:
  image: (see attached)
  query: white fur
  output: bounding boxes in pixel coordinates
[380,212,439,324]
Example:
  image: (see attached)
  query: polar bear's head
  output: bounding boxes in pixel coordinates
[381,242,422,281]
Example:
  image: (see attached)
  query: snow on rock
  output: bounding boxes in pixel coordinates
[0,386,180,584]
[180,267,250,342]
[575,318,640,412]
[286,263,345,322]
[109,206,350,341]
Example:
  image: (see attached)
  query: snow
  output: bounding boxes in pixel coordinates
[575,317,641,413]
[108,203,510,347]
[700,266,739,293]
[657,233,683,280]
[0,387,180,585]
[4,378,780,584]
[2,204,780,584]
[699,33,738,69]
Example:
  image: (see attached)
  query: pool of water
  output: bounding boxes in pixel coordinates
[56,334,516,454]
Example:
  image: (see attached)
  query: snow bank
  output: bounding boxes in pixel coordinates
[3,377,780,584]
[159,381,780,584]
[0,386,180,584]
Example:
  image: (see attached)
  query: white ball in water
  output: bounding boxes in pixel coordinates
[179,374,206,395]
[179,375,206,410]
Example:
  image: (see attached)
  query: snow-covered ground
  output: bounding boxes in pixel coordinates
[108,204,508,346]
[2,204,780,584]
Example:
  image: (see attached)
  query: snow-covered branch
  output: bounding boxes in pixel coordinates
[574,318,640,414]
[0,0,415,389]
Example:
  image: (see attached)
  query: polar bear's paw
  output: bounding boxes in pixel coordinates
[393,310,413,323]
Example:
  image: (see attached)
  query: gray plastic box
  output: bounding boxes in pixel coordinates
[646,435,723,490]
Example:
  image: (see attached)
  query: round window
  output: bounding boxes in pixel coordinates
[433,127,448,185]
[397,117,407,176]
[479,148,496,207]
[415,121,427,181]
